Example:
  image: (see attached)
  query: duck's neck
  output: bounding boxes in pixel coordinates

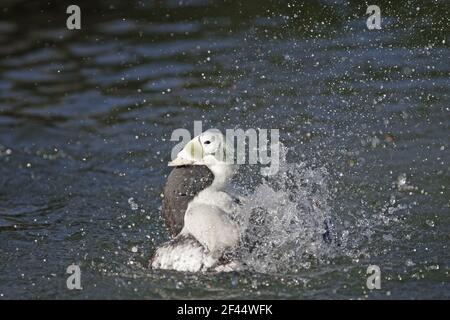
[208,163,233,190]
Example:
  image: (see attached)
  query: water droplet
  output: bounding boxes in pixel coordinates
[231,276,238,287]
[128,197,139,210]
[425,219,435,227]
[406,259,415,267]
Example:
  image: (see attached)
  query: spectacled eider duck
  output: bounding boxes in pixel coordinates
[150,130,240,272]
[151,131,337,273]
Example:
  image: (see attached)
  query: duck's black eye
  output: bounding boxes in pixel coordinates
[204,140,211,145]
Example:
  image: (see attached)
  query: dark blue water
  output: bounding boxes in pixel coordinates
[0,0,448,299]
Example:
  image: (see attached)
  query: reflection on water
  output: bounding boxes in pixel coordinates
[0,0,449,299]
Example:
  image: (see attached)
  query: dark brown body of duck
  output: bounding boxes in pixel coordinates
[162,165,214,236]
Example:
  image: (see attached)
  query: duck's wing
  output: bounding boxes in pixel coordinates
[162,166,214,236]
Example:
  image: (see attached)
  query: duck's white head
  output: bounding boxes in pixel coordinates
[169,130,234,187]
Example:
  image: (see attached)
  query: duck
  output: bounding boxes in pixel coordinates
[150,130,240,272]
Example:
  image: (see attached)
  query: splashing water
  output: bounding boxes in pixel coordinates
[228,144,335,273]
[228,144,408,274]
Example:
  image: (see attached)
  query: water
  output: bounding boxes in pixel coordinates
[0,0,449,299]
